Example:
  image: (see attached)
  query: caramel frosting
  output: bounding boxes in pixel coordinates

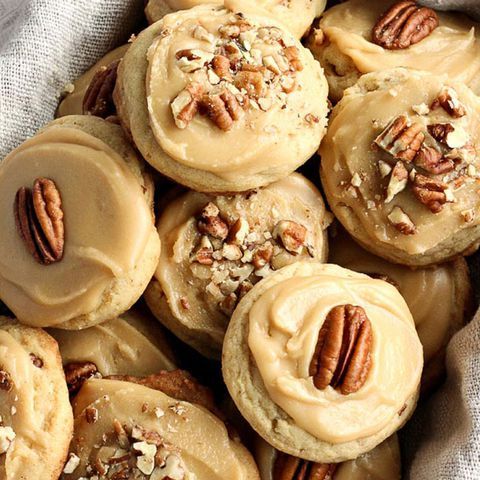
[248,263,423,444]
[320,69,480,262]
[49,310,176,376]
[147,0,326,38]
[0,124,153,327]
[329,232,467,364]
[318,0,480,95]
[145,5,328,184]
[151,173,331,354]
[64,378,259,479]
[255,433,400,480]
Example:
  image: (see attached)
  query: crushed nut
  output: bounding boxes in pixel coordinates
[378,160,392,178]
[85,406,99,424]
[461,209,475,223]
[171,82,204,129]
[211,55,232,79]
[197,203,229,240]
[274,220,307,254]
[227,217,250,245]
[284,46,303,71]
[385,161,408,202]
[387,206,417,235]
[63,453,80,474]
[431,87,466,118]
[252,243,273,269]
[412,174,449,213]
[0,370,13,392]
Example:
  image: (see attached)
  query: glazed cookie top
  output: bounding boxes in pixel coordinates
[329,232,469,364]
[146,0,326,38]
[246,263,422,444]
[320,69,480,264]
[0,317,72,480]
[317,0,480,94]
[64,378,259,479]
[0,119,153,327]
[144,5,328,186]
[49,309,176,377]
[154,173,331,351]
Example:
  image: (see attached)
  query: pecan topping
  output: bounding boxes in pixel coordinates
[273,452,337,480]
[284,46,303,71]
[29,353,44,368]
[83,60,120,118]
[85,406,99,424]
[274,221,307,254]
[412,173,449,213]
[227,217,250,245]
[197,202,229,240]
[64,362,98,396]
[14,178,64,265]
[374,115,424,162]
[234,70,265,97]
[387,206,417,235]
[252,243,273,270]
[427,123,454,143]
[385,161,408,202]
[211,55,232,79]
[309,305,372,395]
[431,88,466,118]
[0,370,13,392]
[171,82,204,129]
[200,91,243,131]
[414,146,454,174]
[372,1,439,50]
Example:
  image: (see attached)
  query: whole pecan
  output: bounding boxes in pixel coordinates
[309,305,372,395]
[0,369,13,392]
[273,453,337,480]
[411,173,449,213]
[414,146,454,174]
[14,178,64,265]
[83,60,120,118]
[372,1,439,50]
[64,361,98,396]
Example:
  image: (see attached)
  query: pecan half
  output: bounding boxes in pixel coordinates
[374,115,425,162]
[372,1,439,50]
[412,173,449,213]
[83,60,120,118]
[14,178,64,265]
[200,90,243,131]
[414,146,454,174]
[64,362,98,396]
[197,202,229,240]
[431,88,466,118]
[0,370,13,392]
[273,453,337,480]
[309,305,372,395]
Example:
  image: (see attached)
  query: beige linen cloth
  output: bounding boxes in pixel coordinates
[0,0,479,478]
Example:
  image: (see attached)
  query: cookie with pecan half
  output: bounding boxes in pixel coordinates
[306,0,480,102]
[0,115,160,329]
[223,262,423,463]
[144,173,331,358]
[0,316,73,479]
[320,68,480,266]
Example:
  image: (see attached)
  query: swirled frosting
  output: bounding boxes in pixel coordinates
[146,6,328,182]
[248,263,423,444]
[0,125,153,327]
[318,0,480,95]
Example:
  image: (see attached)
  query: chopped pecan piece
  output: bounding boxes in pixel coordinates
[211,55,232,79]
[200,91,243,131]
[252,243,273,270]
[0,370,13,392]
[273,452,337,480]
[309,305,372,395]
[387,206,417,234]
[85,406,99,424]
[414,146,454,174]
[64,362,98,396]
[83,60,120,117]
[284,46,303,71]
[372,1,439,50]
[412,173,449,213]
[274,221,307,254]
[234,70,265,98]
[227,217,250,245]
[427,123,454,143]
[194,247,214,265]
[29,353,44,368]
[197,203,229,240]
[171,82,204,129]
[219,292,238,316]
[431,88,466,118]
[374,115,425,162]
[385,161,408,202]
[14,178,64,265]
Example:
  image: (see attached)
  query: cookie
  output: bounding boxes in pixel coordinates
[62,376,260,479]
[49,308,177,383]
[0,316,73,479]
[255,433,401,480]
[144,173,331,358]
[145,0,326,39]
[329,229,473,392]
[57,44,129,118]
[307,0,480,102]
[114,4,329,193]
[0,115,160,329]
[223,262,423,463]
[320,68,480,266]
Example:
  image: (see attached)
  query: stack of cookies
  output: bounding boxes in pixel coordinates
[0,0,477,478]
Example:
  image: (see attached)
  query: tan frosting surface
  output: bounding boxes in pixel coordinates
[248,263,423,444]
[319,0,480,94]
[0,126,152,327]
[66,379,257,479]
[146,6,328,181]
[329,233,460,363]
[49,310,176,376]
[320,70,480,257]
[155,173,330,347]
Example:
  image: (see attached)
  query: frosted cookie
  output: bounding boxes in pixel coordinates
[223,262,423,463]
[320,68,480,266]
[255,433,401,480]
[57,45,129,118]
[114,4,329,193]
[307,0,480,101]
[49,308,177,393]
[329,230,472,392]
[145,0,326,39]
[0,115,160,329]
[144,173,331,358]
[62,377,260,479]
[0,316,73,480]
